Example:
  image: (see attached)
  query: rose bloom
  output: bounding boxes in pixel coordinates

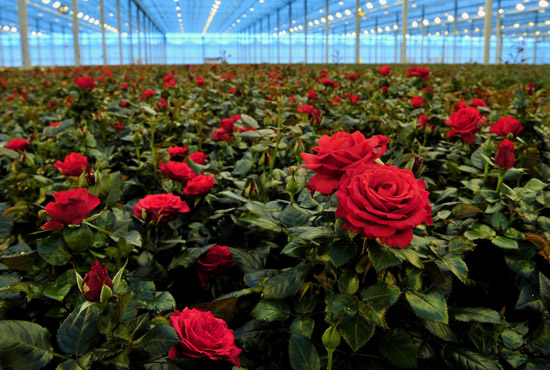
[74,76,95,90]
[159,161,196,182]
[82,261,113,302]
[321,77,336,87]
[53,152,88,176]
[489,116,524,137]
[471,98,488,108]
[157,97,168,111]
[140,89,155,100]
[42,188,101,230]
[336,163,433,248]
[382,85,389,94]
[220,115,241,133]
[345,94,360,105]
[113,121,125,132]
[132,193,190,223]
[296,104,321,125]
[307,89,318,100]
[196,76,205,87]
[345,72,359,80]
[184,174,215,196]
[189,152,207,165]
[445,106,488,143]
[163,79,177,88]
[331,96,342,106]
[168,308,241,366]
[410,96,426,108]
[5,138,30,152]
[229,87,237,94]
[495,139,516,170]
[379,65,391,76]
[406,66,430,81]
[212,127,232,141]
[196,245,236,286]
[301,131,388,194]
[49,121,60,127]
[168,146,188,159]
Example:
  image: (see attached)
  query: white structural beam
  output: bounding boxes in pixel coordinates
[71,0,81,66]
[16,0,31,69]
[100,0,107,65]
[355,0,360,63]
[401,0,408,63]
[483,0,493,64]
[128,0,134,64]
[117,0,123,64]
[325,0,329,63]
[304,0,308,63]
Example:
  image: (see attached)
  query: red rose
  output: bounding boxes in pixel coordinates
[212,127,232,141]
[196,245,236,286]
[49,121,60,127]
[471,98,488,108]
[120,82,129,90]
[527,82,536,95]
[74,76,95,90]
[132,193,190,223]
[301,131,388,194]
[196,76,205,87]
[406,66,430,81]
[379,65,391,76]
[229,87,237,94]
[120,101,129,107]
[331,96,342,106]
[168,308,241,366]
[189,151,207,165]
[454,100,469,111]
[220,115,240,133]
[163,79,177,88]
[53,152,88,176]
[159,161,196,182]
[5,138,30,152]
[445,106,487,143]
[336,163,433,248]
[140,89,155,100]
[157,97,168,110]
[113,121,125,132]
[417,115,429,129]
[345,73,359,80]
[184,174,215,196]
[297,104,321,125]
[495,139,516,169]
[82,261,113,302]
[345,94,360,105]
[489,116,523,137]
[168,146,188,159]
[410,95,426,108]
[321,77,336,87]
[382,85,389,94]
[42,188,101,230]
[307,89,318,100]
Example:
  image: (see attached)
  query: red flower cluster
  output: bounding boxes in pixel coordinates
[42,188,100,230]
[132,193,190,223]
[445,106,487,143]
[406,66,430,81]
[140,89,155,100]
[53,152,88,176]
[6,138,30,152]
[410,95,426,108]
[297,104,321,125]
[74,76,95,90]
[212,114,241,141]
[379,65,391,76]
[489,116,523,137]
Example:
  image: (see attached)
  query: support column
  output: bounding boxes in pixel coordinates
[496,10,502,63]
[17,0,31,69]
[355,0,360,63]
[253,23,257,63]
[71,0,80,66]
[268,15,271,63]
[453,0,457,63]
[100,0,107,65]
[420,6,425,63]
[117,0,123,64]
[260,19,263,63]
[277,8,280,63]
[304,0,308,63]
[50,23,55,65]
[401,0,408,63]
[128,0,134,64]
[483,0,493,64]
[325,0,329,63]
[289,1,292,64]
[36,19,42,66]
[137,10,142,64]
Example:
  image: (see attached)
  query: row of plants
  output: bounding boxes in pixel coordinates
[0,63,549,370]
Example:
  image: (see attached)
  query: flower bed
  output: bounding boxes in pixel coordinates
[0,64,549,370]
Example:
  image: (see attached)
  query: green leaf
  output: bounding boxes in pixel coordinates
[329,240,357,267]
[279,204,309,228]
[492,236,518,249]
[129,281,156,302]
[379,329,417,368]
[358,301,387,327]
[327,294,358,321]
[262,262,311,299]
[442,346,503,370]
[491,212,508,231]
[451,307,501,324]
[540,272,550,309]
[338,270,359,295]
[369,243,403,272]
[169,245,212,269]
[441,254,469,283]
[526,320,550,357]
[448,237,476,253]
[57,304,100,356]
[464,224,496,240]
[0,320,54,370]
[251,300,290,322]
[103,172,124,205]
[0,203,15,243]
[361,283,401,307]
[233,158,253,176]
[522,178,547,192]
[148,291,176,312]
[405,291,449,323]
[63,226,94,252]
[228,246,268,274]
[241,215,282,233]
[500,349,527,368]
[501,329,524,350]
[240,114,259,129]
[133,324,180,361]
[37,236,70,266]
[288,334,321,370]
[339,314,375,352]
[290,317,315,339]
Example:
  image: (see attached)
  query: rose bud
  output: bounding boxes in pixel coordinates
[196,245,236,287]
[81,261,113,302]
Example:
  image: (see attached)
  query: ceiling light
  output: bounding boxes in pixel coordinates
[336,12,342,18]
[447,15,454,21]
[516,3,525,10]
[540,0,549,6]
[423,19,429,25]
[462,12,469,19]
[42,0,51,4]
[250,7,254,11]
[412,21,418,27]
[478,9,485,16]
[345,9,352,15]
[52,1,60,8]
[434,17,441,24]
[379,0,387,5]
[366,2,373,9]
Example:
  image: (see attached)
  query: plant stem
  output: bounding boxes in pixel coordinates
[268,99,283,179]
[327,350,334,370]
[496,168,507,194]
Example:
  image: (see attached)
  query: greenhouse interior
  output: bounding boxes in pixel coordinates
[0,0,549,65]
[1,1,550,370]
